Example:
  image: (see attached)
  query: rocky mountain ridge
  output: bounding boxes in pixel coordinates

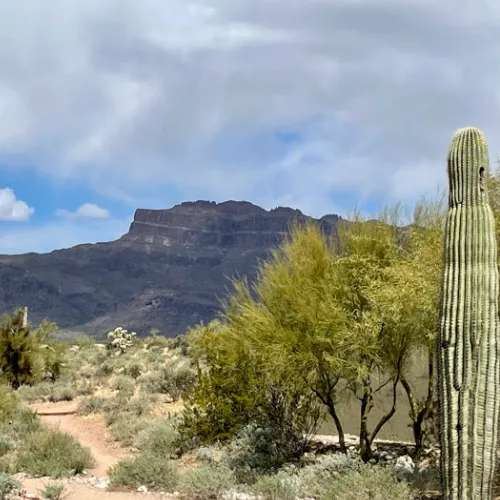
[0,200,343,338]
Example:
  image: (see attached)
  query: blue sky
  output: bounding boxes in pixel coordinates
[1,0,500,254]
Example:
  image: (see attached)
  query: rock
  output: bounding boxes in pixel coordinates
[138,485,148,493]
[301,452,316,464]
[94,476,110,489]
[394,455,415,474]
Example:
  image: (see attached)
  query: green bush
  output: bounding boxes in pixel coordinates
[0,472,21,499]
[0,385,19,423]
[137,418,179,456]
[178,463,236,498]
[108,414,150,447]
[47,385,77,403]
[319,466,414,500]
[141,363,195,400]
[15,427,93,477]
[0,436,14,457]
[10,408,41,435]
[112,375,135,398]
[251,471,303,500]
[77,395,106,415]
[109,452,178,490]
[123,362,143,379]
[145,333,170,350]
[39,481,66,500]
[0,310,44,388]
[220,385,321,474]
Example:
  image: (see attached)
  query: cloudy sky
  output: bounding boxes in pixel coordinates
[1,0,499,254]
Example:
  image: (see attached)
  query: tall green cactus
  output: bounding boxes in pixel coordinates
[437,127,500,499]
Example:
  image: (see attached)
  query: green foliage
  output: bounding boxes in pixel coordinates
[112,375,135,398]
[0,310,64,389]
[109,452,179,490]
[250,471,303,500]
[177,320,267,447]
[140,362,196,400]
[0,385,19,423]
[319,466,414,500]
[178,463,236,498]
[136,418,179,455]
[15,427,93,477]
[0,472,21,499]
[0,309,45,388]
[221,385,322,474]
[39,481,66,500]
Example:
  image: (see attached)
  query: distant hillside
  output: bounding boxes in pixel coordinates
[0,201,344,338]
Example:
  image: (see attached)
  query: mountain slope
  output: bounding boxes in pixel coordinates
[0,200,342,338]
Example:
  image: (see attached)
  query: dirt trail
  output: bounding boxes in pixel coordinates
[18,401,170,500]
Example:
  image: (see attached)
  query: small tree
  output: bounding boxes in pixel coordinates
[369,197,445,456]
[0,309,44,389]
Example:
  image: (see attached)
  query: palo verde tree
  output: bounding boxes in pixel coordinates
[221,223,364,454]
[369,196,445,457]
[179,316,322,456]
[222,214,418,462]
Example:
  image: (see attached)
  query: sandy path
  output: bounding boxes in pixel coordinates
[18,401,172,500]
[32,400,128,477]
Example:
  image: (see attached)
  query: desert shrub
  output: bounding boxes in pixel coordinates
[15,427,93,477]
[74,335,96,348]
[145,333,170,350]
[141,363,195,400]
[10,408,41,435]
[0,472,21,498]
[95,360,114,377]
[109,452,179,490]
[40,481,66,500]
[295,453,367,497]
[108,414,150,447]
[77,395,106,415]
[220,385,321,474]
[15,381,53,403]
[178,463,236,498]
[47,385,77,403]
[137,418,179,455]
[319,466,414,500]
[0,436,13,458]
[41,341,68,382]
[0,310,45,388]
[177,355,265,449]
[170,334,189,356]
[251,471,303,500]
[0,385,19,423]
[112,375,135,398]
[123,362,143,379]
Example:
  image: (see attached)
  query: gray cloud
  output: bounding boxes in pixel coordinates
[1,0,500,216]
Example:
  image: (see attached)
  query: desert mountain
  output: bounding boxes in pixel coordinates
[0,200,342,338]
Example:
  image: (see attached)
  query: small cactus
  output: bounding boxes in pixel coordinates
[436,127,500,499]
[106,326,137,356]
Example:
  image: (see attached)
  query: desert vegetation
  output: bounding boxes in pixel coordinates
[2,161,500,499]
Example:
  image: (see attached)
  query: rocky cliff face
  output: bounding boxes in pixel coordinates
[0,201,342,338]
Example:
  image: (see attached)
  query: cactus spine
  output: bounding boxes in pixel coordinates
[437,127,500,499]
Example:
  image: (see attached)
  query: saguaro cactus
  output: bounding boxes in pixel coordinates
[436,127,500,499]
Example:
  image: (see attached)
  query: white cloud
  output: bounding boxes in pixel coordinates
[56,203,110,219]
[0,187,34,221]
[0,1,500,214]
